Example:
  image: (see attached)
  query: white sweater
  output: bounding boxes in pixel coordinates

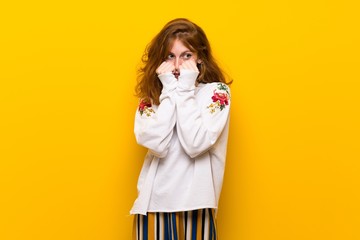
[130,69,231,216]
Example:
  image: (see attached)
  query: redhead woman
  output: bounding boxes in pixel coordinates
[131,18,232,240]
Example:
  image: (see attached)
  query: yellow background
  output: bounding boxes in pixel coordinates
[1,0,359,239]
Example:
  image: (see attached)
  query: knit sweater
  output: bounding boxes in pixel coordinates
[130,69,231,216]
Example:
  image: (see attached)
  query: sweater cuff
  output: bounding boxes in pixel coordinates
[177,69,199,91]
[158,72,178,93]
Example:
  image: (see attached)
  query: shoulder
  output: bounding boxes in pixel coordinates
[197,82,231,113]
[197,82,231,95]
[197,82,231,100]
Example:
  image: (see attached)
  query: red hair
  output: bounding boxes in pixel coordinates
[135,18,232,105]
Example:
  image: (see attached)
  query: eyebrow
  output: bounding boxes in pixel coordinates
[168,51,193,55]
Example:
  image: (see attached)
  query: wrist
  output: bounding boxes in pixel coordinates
[178,69,199,90]
[158,72,177,92]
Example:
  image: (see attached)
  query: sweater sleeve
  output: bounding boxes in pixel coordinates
[134,73,178,158]
[175,75,231,158]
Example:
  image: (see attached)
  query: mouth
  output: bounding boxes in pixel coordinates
[173,72,180,79]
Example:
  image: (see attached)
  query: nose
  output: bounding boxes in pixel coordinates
[174,58,183,69]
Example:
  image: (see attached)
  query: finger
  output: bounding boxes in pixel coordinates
[156,61,174,74]
[158,62,172,74]
[162,62,175,73]
[185,60,197,70]
[179,60,189,70]
[180,60,198,71]
[156,61,167,74]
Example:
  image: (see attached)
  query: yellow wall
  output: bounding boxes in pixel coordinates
[1,0,359,239]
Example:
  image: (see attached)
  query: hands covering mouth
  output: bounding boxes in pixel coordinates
[156,59,199,80]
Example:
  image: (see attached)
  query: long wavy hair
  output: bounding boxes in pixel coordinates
[135,18,232,105]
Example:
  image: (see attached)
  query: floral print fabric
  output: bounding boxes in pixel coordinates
[138,99,155,117]
[207,83,230,113]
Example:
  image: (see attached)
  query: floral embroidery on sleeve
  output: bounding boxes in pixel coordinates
[207,83,230,114]
[138,99,155,117]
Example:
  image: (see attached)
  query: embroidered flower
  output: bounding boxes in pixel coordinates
[212,92,229,106]
[138,99,155,117]
[207,83,230,113]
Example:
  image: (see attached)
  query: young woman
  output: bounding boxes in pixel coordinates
[131,18,232,240]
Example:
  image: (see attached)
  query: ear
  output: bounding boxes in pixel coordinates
[197,59,203,64]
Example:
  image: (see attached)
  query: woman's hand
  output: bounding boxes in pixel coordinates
[156,61,177,92]
[179,59,199,73]
[178,59,200,90]
[156,61,175,75]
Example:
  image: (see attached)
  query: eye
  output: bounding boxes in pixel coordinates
[183,53,193,60]
[167,54,175,60]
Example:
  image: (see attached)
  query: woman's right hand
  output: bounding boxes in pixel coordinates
[156,61,175,75]
[156,61,178,93]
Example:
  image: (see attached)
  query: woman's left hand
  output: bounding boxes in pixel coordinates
[177,59,200,89]
[179,59,199,73]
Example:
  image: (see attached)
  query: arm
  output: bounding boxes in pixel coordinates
[134,73,178,158]
[175,70,231,158]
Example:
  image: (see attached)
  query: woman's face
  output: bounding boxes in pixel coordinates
[166,39,198,78]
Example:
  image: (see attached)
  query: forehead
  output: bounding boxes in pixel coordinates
[169,39,192,53]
